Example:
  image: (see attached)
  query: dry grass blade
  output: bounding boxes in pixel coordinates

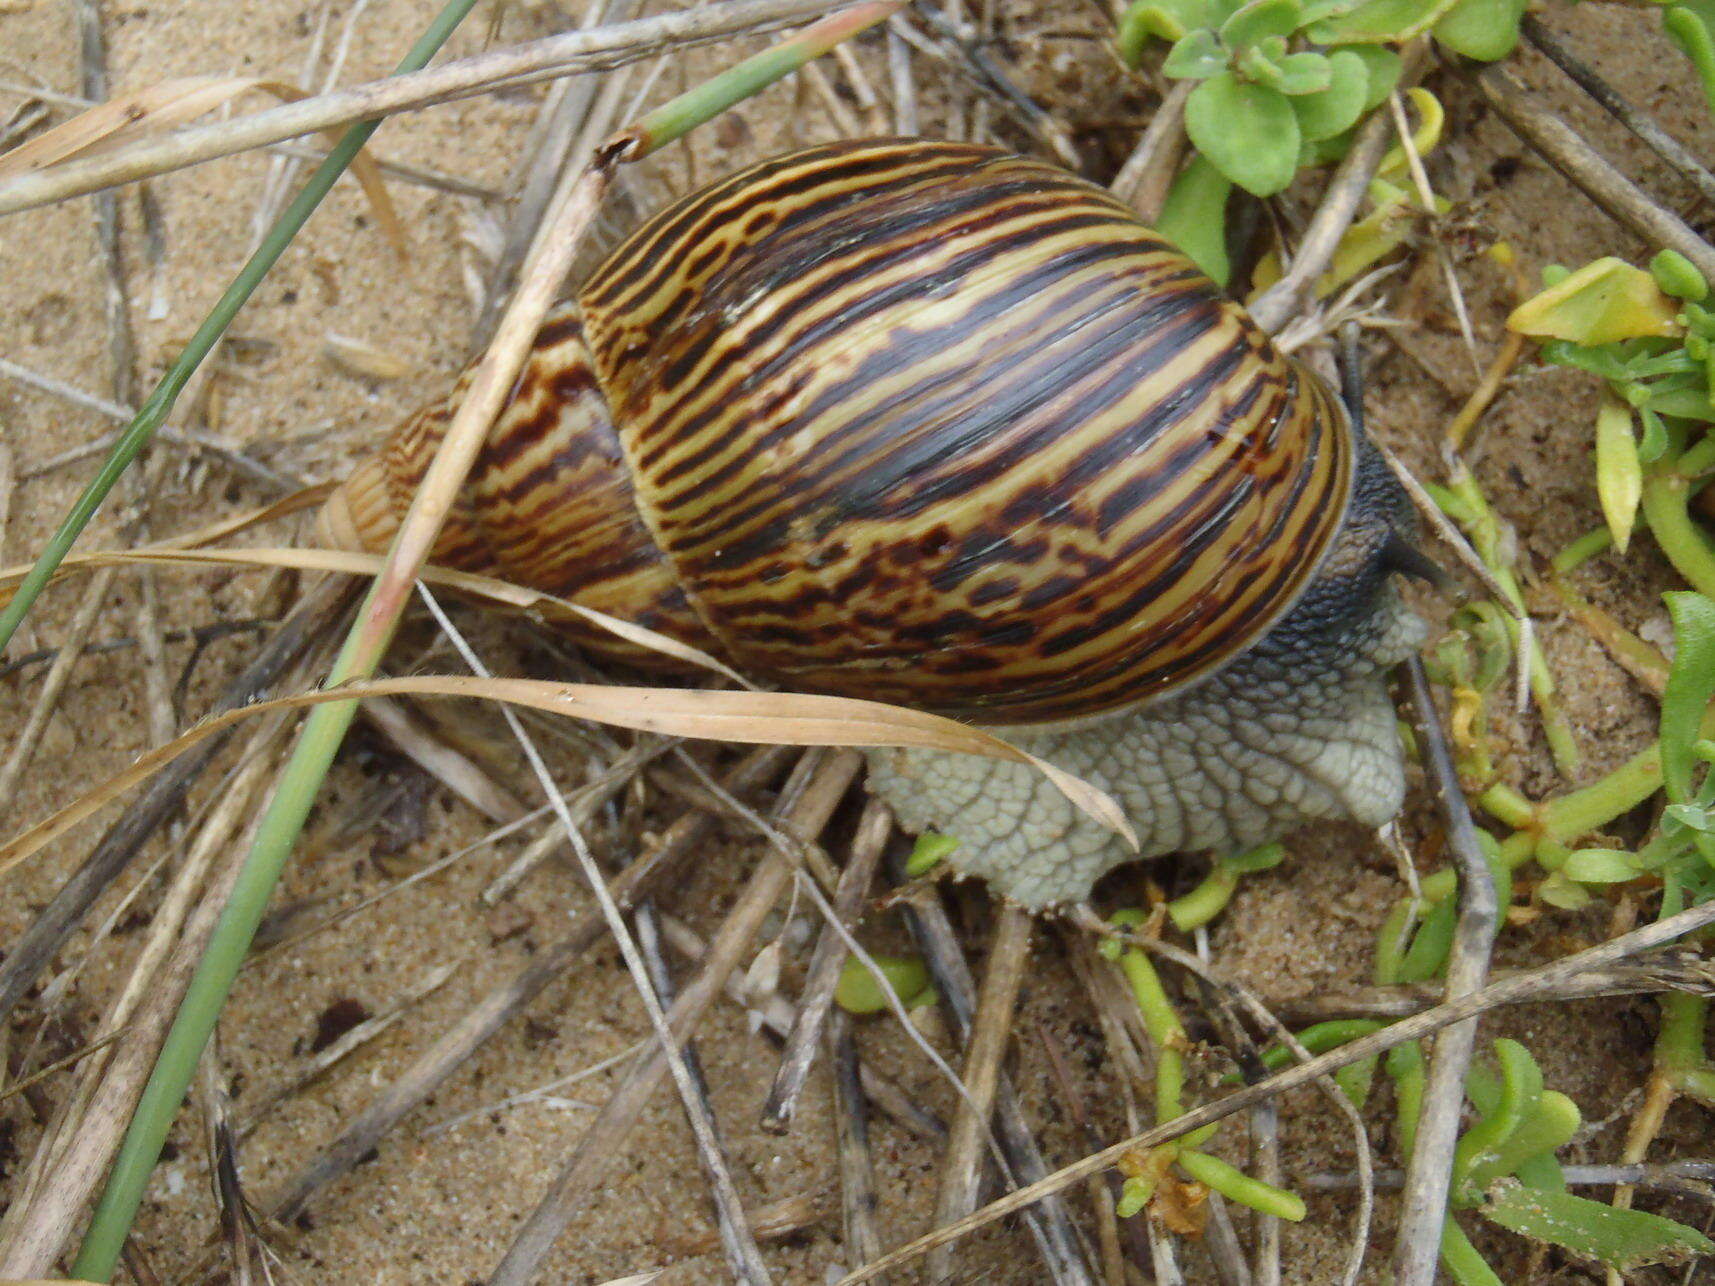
[0,74,406,251]
[829,1009,885,1278]
[0,674,1129,882]
[360,694,528,824]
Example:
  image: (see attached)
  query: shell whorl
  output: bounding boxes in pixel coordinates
[323,138,1353,725]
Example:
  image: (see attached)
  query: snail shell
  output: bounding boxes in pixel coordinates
[321,137,1422,905]
[324,138,1353,724]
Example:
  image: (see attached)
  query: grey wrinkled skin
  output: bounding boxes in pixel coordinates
[864,438,1428,908]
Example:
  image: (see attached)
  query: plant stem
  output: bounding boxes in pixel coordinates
[1644,468,1715,598]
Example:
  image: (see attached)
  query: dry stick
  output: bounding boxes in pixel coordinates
[0,355,300,493]
[928,904,1038,1283]
[1248,105,1395,335]
[839,892,1715,1284]
[0,0,857,215]
[1471,59,1715,283]
[886,22,916,134]
[1310,1160,1715,1199]
[1272,957,1715,1024]
[359,693,528,823]
[266,743,793,1220]
[488,750,863,1286]
[470,0,638,349]
[634,902,773,1285]
[1109,79,1192,224]
[760,795,894,1132]
[829,1009,886,1281]
[1521,15,1715,214]
[1033,1021,1129,1286]
[0,576,354,1031]
[0,706,297,1277]
[0,565,118,804]
[1389,655,1499,1286]
[897,881,1094,1284]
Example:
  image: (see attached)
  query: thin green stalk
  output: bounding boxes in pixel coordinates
[1176,1150,1306,1221]
[1643,469,1715,599]
[627,1,898,154]
[67,5,484,1276]
[0,0,475,656]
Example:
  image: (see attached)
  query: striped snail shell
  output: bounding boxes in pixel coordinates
[321,137,1426,906]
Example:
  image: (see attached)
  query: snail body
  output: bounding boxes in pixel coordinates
[321,138,1424,906]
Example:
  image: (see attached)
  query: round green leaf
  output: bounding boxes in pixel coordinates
[835,953,932,1015]
[1186,71,1301,196]
[1652,248,1710,302]
[1163,27,1229,78]
[1562,848,1643,884]
[1156,154,1235,284]
[1274,49,1333,95]
[1309,0,1444,44]
[1290,48,1368,136]
[1342,43,1401,110]
[1220,0,1302,49]
[1433,0,1526,61]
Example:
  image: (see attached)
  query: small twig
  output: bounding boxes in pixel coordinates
[1389,656,1499,1286]
[1470,58,1715,283]
[1522,15,1715,214]
[360,694,528,823]
[929,904,1038,1283]
[761,796,893,1132]
[887,22,917,134]
[635,902,773,1285]
[266,744,794,1221]
[489,752,862,1285]
[1034,1021,1130,1286]
[1308,1160,1715,1201]
[1272,955,1715,1024]
[830,1009,886,1280]
[0,0,861,214]
[1110,80,1192,224]
[898,879,1094,1284]
[902,3,1080,170]
[0,355,300,492]
[1249,106,1394,334]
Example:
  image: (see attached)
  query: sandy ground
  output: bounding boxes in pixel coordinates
[2,1,1714,1283]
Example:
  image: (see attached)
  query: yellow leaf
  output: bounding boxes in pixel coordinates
[1508,257,1684,345]
[1595,397,1643,553]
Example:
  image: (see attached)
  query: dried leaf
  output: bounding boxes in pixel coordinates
[0,674,1134,883]
[322,333,411,382]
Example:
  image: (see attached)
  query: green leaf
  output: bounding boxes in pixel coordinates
[1164,27,1229,78]
[1186,71,1301,196]
[1561,847,1643,883]
[1507,257,1685,346]
[1646,385,1715,419]
[836,953,932,1014]
[1481,1181,1715,1271]
[1219,0,1302,49]
[1433,0,1526,61]
[1118,0,1221,67]
[1342,42,1402,109]
[1273,49,1333,94]
[1309,0,1449,44]
[1594,398,1643,553]
[1454,1039,1542,1188]
[1653,248,1710,302]
[1290,48,1370,138]
[1664,6,1715,121]
[1467,1090,1581,1191]
[905,831,958,876]
[1662,592,1715,805]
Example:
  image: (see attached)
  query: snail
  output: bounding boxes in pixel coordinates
[318,137,1428,908]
